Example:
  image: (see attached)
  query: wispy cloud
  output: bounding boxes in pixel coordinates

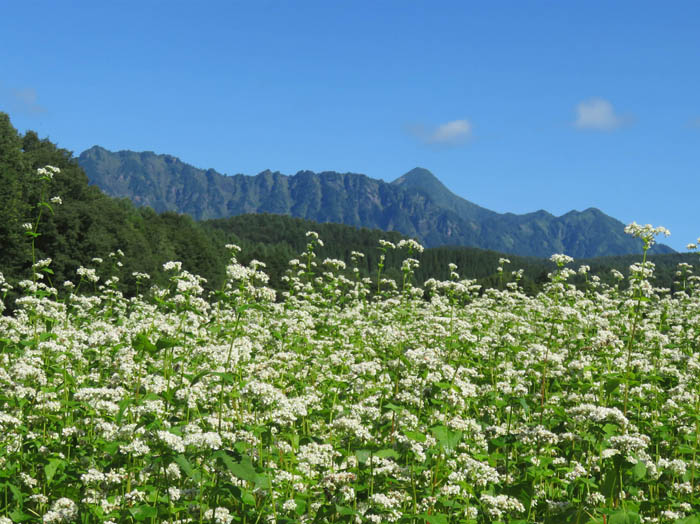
[2,86,47,115]
[429,119,473,144]
[407,119,473,146]
[573,98,624,131]
[688,117,700,128]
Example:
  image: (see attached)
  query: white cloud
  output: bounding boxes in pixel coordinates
[408,119,473,146]
[2,87,47,115]
[429,119,472,144]
[573,98,623,131]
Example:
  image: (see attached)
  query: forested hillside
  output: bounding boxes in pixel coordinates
[0,113,229,303]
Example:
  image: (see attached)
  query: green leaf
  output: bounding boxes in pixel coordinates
[311,504,336,524]
[519,397,530,413]
[9,509,32,522]
[431,425,462,451]
[254,473,271,489]
[156,337,179,350]
[212,371,237,384]
[7,482,23,504]
[292,498,307,515]
[130,505,158,521]
[677,444,695,455]
[235,303,266,315]
[604,377,622,395]
[404,430,426,443]
[603,423,619,435]
[674,517,700,524]
[44,458,63,485]
[631,460,646,481]
[214,450,257,482]
[609,510,641,524]
[184,370,211,386]
[132,333,158,356]
[375,448,399,460]
[505,481,534,510]
[601,468,618,499]
[356,449,371,464]
[141,392,160,402]
[234,440,250,453]
[490,436,508,449]
[103,441,119,455]
[241,489,256,505]
[556,508,590,524]
[174,454,201,481]
[418,514,449,524]
[335,504,355,516]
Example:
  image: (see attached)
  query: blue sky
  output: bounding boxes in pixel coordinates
[2,1,699,251]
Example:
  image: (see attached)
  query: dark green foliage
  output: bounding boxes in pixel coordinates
[201,213,697,297]
[0,113,228,306]
[0,114,31,279]
[201,214,408,290]
[78,147,675,257]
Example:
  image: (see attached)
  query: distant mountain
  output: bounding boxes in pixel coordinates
[78,146,674,258]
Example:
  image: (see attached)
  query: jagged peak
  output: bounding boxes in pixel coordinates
[83,145,107,153]
[391,167,441,186]
[560,207,609,219]
[80,145,113,159]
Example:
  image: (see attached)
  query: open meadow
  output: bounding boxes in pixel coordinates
[1,178,700,524]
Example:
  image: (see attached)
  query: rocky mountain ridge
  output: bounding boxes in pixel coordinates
[77,146,674,258]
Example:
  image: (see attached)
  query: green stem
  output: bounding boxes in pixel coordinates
[623,244,649,416]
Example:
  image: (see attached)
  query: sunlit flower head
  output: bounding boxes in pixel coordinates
[550,253,574,267]
[624,222,670,247]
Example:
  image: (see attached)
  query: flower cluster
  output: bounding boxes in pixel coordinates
[624,221,671,247]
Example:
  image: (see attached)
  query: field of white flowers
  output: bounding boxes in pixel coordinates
[1,169,700,523]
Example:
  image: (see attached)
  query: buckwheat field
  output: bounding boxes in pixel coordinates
[2,170,700,523]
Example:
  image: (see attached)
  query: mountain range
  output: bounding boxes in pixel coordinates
[77,146,674,258]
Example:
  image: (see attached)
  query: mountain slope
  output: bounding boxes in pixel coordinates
[78,146,674,258]
[391,167,497,223]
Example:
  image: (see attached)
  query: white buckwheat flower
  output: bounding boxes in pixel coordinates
[550,253,574,266]
[43,498,77,523]
[204,507,233,524]
[624,222,670,247]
